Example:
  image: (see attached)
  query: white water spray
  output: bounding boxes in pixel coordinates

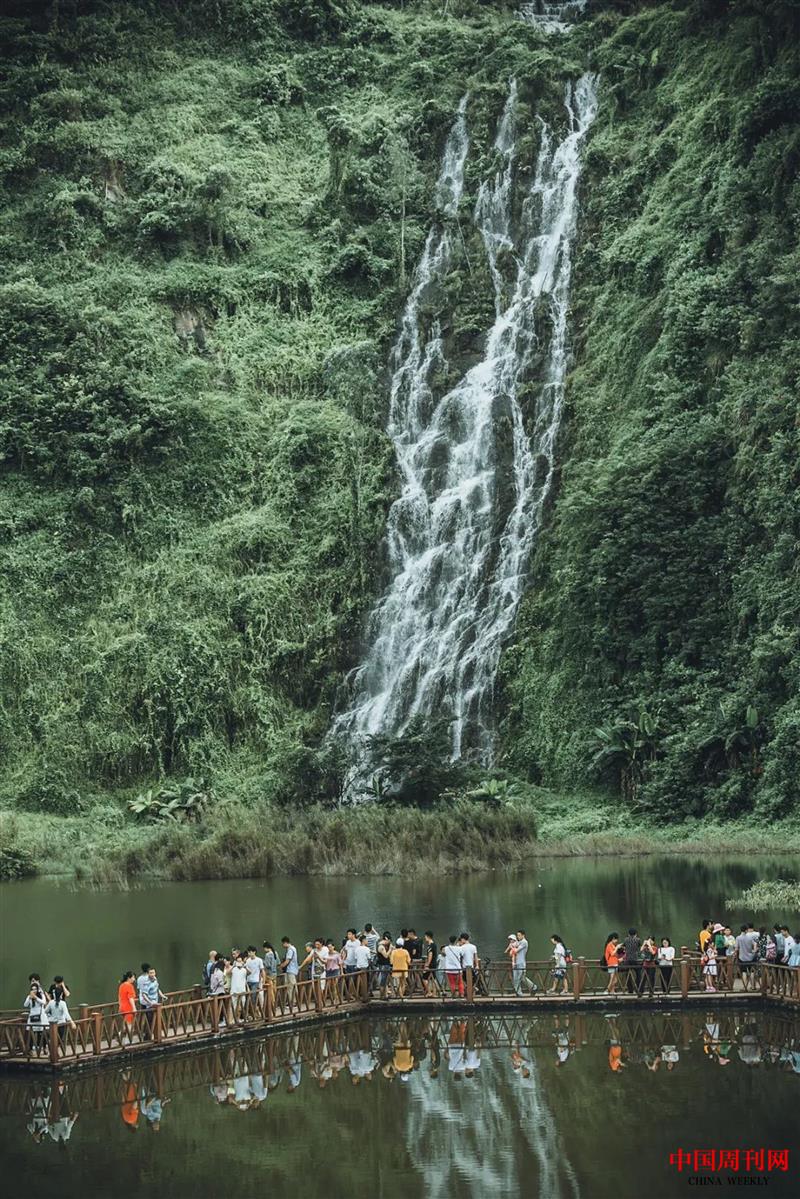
[333,75,597,770]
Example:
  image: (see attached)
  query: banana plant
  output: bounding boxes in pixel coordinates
[590,711,661,801]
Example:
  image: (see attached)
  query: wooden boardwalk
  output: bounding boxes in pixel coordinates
[3,957,798,1074]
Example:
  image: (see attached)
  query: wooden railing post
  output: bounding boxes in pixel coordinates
[49,1022,60,1066]
[313,980,323,1012]
[153,1005,163,1044]
[211,996,221,1031]
[680,956,690,1000]
[761,964,769,997]
[264,983,273,1024]
[91,1010,102,1055]
[359,969,369,1004]
[573,957,586,999]
[465,967,474,1004]
[79,1003,89,1025]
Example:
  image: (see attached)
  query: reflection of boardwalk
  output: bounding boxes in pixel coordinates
[2,960,798,1072]
[1,1011,797,1124]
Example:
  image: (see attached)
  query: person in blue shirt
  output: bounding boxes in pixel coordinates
[139,967,166,1038]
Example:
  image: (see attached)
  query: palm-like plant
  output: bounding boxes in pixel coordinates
[590,711,660,800]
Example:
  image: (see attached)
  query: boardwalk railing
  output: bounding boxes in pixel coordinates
[2,959,797,1069]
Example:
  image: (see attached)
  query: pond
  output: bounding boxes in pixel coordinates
[0,1010,797,1197]
[1,854,797,1009]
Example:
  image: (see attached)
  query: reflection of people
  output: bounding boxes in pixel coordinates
[121,1077,139,1130]
[27,1091,50,1142]
[140,1090,170,1131]
[447,1021,466,1080]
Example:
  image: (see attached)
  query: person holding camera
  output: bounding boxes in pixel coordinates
[24,974,49,1055]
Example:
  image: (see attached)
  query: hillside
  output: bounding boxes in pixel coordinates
[1,0,799,877]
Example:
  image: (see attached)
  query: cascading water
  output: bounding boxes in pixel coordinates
[519,0,587,33]
[333,75,597,773]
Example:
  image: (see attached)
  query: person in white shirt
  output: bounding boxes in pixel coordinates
[443,936,464,997]
[245,947,265,997]
[44,994,75,1045]
[657,938,676,993]
[24,975,49,1054]
[458,932,479,993]
[230,955,248,1019]
[548,935,569,995]
[354,936,372,971]
[782,927,797,964]
[343,930,360,975]
[464,1045,481,1077]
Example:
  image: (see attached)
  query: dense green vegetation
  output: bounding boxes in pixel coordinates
[502,0,800,824]
[0,0,798,879]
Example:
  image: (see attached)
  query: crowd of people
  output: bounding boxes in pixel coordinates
[19,916,800,1050]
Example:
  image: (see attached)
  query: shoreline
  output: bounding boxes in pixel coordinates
[2,806,798,887]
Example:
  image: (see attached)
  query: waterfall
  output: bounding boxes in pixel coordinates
[333,75,597,772]
[519,0,587,33]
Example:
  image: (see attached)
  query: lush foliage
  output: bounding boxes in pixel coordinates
[0,0,799,860]
[501,0,800,825]
[725,879,800,913]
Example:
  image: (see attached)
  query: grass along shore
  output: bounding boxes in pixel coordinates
[1,790,798,887]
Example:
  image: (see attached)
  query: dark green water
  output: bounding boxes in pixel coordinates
[0,1011,797,1198]
[2,856,799,1197]
[1,854,797,1009]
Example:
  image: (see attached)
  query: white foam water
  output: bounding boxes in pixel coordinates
[333,75,598,775]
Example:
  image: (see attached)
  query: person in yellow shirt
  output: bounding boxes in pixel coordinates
[698,920,713,952]
[390,944,411,997]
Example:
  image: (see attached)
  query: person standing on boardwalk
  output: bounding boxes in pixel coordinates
[45,989,75,1042]
[230,956,248,1018]
[422,932,437,996]
[342,930,360,976]
[118,971,137,1027]
[621,929,642,994]
[280,937,299,1003]
[140,967,166,1037]
[203,950,218,994]
[698,920,713,953]
[459,932,479,993]
[548,935,570,995]
[703,939,718,991]
[512,930,536,995]
[443,936,464,997]
[136,964,150,1008]
[262,942,278,981]
[604,934,620,994]
[736,924,758,989]
[376,934,392,996]
[245,947,265,1000]
[657,939,675,992]
[24,975,49,1054]
[389,940,411,997]
[354,936,371,978]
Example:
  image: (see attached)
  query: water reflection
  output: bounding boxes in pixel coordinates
[3,1011,797,1152]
